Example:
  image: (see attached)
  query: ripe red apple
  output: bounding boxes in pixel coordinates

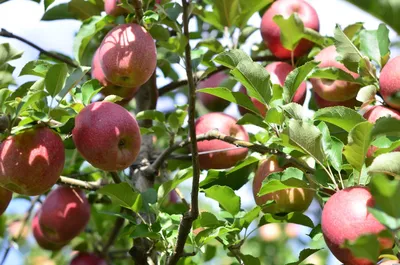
[238,61,307,116]
[252,156,315,214]
[0,127,65,195]
[92,49,139,100]
[197,72,230,112]
[195,113,249,169]
[321,186,394,265]
[313,92,359,108]
[98,23,157,88]
[32,211,65,251]
[0,187,11,215]
[310,46,361,102]
[260,0,320,59]
[39,186,90,244]
[104,0,126,16]
[70,252,107,265]
[72,101,141,171]
[380,56,400,111]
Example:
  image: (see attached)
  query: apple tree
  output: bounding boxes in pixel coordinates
[1,0,400,264]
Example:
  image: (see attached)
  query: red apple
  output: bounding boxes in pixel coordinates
[70,252,107,265]
[0,127,65,195]
[0,187,11,215]
[310,46,361,102]
[238,61,307,116]
[379,56,400,111]
[32,211,65,251]
[313,91,359,108]
[98,23,157,88]
[259,223,282,242]
[260,0,320,59]
[197,72,230,112]
[39,186,90,244]
[104,0,126,16]
[72,101,141,171]
[252,156,314,214]
[92,49,139,100]
[321,186,394,265]
[195,113,249,169]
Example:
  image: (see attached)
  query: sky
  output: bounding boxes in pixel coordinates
[0,0,398,264]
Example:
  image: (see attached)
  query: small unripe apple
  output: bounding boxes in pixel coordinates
[379,56,400,111]
[92,49,139,100]
[72,101,141,171]
[0,187,12,215]
[32,211,65,251]
[39,186,90,244]
[0,127,65,195]
[98,23,157,88]
[70,252,107,265]
[260,0,320,59]
[252,156,314,214]
[313,91,359,108]
[197,72,230,112]
[310,46,361,102]
[195,113,249,169]
[238,61,307,116]
[321,186,394,265]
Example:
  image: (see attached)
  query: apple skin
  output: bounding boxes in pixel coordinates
[0,187,11,215]
[0,127,65,196]
[238,61,307,116]
[379,56,400,110]
[39,186,90,244]
[98,23,157,88]
[260,0,320,59]
[197,72,230,112]
[321,186,394,265]
[195,113,249,169]
[70,252,107,265]
[104,0,126,16]
[252,156,315,214]
[313,91,359,108]
[72,101,141,171]
[310,46,361,102]
[363,105,400,157]
[32,211,65,251]
[92,49,139,100]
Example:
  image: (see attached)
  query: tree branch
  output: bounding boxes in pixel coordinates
[110,171,122,184]
[167,1,200,264]
[0,28,78,69]
[58,176,105,191]
[131,0,144,23]
[103,208,126,255]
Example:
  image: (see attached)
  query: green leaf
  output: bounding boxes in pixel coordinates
[193,212,221,229]
[98,183,142,212]
[360,24,390,67]
[237,113,269,129]
[318,122,344,172]
[368,152,400,178]
[281,103,305,121]
[286,248,322,265]
[259,212,314,228]
[203,185,240,216]
[157,168,193,203]
[58,66,90,100]
[19,60,53,77]
[309,67,360,83]
[44,0,55,10]
[283,61,317,103]
[68,0,102,20]
[313,106,366,132]
[0,43,23,67]
[235,0,272,29]
[137,110,165,123]
[342,234,380,263]
[371,117,400,139]
[334,25,363,73]
[343,121,373,172]
[213,49,252,69]
[235,206,261,229]
[241,254,261,265]
[167,108,187,130]
[80,79,102,105]
[42,3,76,20]
[45,63,68,97]
[273,13,306,51]
[356,85,378,103]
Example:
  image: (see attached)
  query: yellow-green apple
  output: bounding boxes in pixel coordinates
[310,46,361,101]
[0,127,65,195]
[238,61,307,116]
[363,105,400,157]
[32,211,65,251]
[72,101,141,171]
[260,0,320,59]
[379,56,400,110]
[104,0,126,16]
[70,252,107,265]
[313,92,359,108]
[195,113,249,169]
[91,49,139,100]
[252,156,314,214]
[0,187,11,215]
[39,186,90,244]
[197,72,230,112]
[98,23,157,88]
[259,223,282,242]
[321,186,394,265]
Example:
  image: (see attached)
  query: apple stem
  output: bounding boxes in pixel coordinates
[131,0,144,24]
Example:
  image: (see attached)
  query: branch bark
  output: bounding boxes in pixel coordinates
[58,176,106,191]
[131,0,144,23]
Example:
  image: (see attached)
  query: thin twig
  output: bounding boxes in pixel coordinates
[103,209,126,254]
[110,171,122,184]
[0,28,78,68]
[215,237,243,265]
[131,0,144,23]
[58,176,105,191]
[167,1,200,264]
